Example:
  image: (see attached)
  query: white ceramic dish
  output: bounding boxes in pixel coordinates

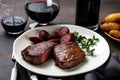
[13,24,110,77]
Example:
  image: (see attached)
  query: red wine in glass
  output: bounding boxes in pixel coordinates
[25,1,60,28]
[0,0,28,35]
[1,16,27,35]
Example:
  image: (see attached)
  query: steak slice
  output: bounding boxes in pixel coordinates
[21,41,56,65]
[54,41,86,69]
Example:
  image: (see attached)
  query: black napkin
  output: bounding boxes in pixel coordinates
[84,53,120,80]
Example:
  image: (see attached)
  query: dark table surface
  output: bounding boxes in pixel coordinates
[0,0,120,80]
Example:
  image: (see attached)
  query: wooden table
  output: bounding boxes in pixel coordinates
[0,0,120,80]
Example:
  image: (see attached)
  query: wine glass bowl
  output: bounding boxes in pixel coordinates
[0,0,28,35]
[25,0,60,28]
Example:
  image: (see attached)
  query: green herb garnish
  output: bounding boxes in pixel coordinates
[73,32,99,56]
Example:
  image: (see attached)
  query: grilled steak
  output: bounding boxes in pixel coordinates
[58,27,69,36]
[54,41,86,69]
[21,41,56,65]
[60,33,75,43]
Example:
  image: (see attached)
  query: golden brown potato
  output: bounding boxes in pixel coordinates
[100,22,120,32]
[109,30,120,39]
[104,13,120,23]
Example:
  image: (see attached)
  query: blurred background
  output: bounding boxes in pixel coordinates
[0,0,120,80]
[52,0,120,24]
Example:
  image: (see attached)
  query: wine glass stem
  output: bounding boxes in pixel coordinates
[12,0,15,25]
[39,23,48,26]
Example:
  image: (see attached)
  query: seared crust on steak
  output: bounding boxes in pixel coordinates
[21,41,56,65]
[54,42,86,69]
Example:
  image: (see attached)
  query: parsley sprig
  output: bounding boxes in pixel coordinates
[73,32,99,56]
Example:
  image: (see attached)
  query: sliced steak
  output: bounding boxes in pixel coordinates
[54,41,86,69]
[60,33,75,43]
[58,27,69,36]
[21,41,56,65]
[39,30,49,41]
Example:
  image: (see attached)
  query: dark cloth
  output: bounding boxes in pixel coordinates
[84,53,120,80]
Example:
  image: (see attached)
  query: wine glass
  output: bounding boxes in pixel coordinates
[0,0,28,35]
[25,0,60,28]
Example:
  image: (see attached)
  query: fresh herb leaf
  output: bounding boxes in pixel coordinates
[73,32,99,56]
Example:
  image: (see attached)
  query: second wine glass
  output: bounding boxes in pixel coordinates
[25,0,60,28]
[0,0,28,35]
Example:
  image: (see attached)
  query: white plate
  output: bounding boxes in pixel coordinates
[13,24,110,77]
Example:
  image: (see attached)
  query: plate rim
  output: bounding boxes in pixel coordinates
[13,24,110,77]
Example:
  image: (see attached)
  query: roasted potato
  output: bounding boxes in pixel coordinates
[100,22,120,32]
[109,30,120,39]
[104,13,120,23]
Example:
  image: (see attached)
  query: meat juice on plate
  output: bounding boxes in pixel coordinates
[1,16,27,34]
[25,1,60,23]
